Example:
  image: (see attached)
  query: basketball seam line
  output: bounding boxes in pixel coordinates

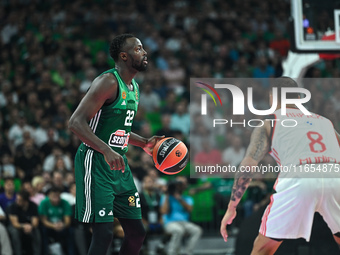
[164,150,188,171]
[156,137,171,165]
[159,143,182,169]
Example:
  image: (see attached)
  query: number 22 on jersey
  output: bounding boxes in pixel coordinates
[124,110,135,126]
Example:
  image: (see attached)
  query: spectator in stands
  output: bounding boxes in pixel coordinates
[202,101,225,136]
[53,156,70,173]
[94,51,111,73]
[61,182,76,206]
[0,177,16,211]
[64,133,81,161]
[155,113,173,138]
[160,176,202,255]
[8,113,34,153]
[252,56,275,79]
[147,168,167,194]
[28,177,46,206]
[222,135,246,167]
[233,56,253,78]
[269,30,290,57]
[40,128,61,159]
[0,135,11,158]
[140,176,163,233]
[7,190,41,255]
[33,117,58,148]
[191,122,216,156]
[0,80,18,108]
[79,68,96,93]
[194,139,222,166]
[0,153,16,178]
[0,205,13,255]
[162,57,186,95]
[161,90,177,114]
[43,146,72,172]
[139,83,161,112]
[14,139,41,181]
[51,171,68,193]
[140,175,165,254]
[64,172,75,190]
[170,101,190,136]
[39,187,74,255]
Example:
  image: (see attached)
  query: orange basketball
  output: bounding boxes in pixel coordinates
[152,137,188,175]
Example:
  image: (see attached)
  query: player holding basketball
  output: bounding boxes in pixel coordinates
[69,34,164,255]
[220,77,340,254]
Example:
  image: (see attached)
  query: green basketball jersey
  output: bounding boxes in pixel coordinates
[87,68,140,155]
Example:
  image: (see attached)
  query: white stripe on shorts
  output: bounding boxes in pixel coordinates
[83,150,93,222]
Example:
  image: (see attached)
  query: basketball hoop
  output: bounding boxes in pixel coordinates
[319,34,340,60]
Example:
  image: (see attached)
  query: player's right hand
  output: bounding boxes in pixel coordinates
[220,208,237,242]
[103,148,125,173]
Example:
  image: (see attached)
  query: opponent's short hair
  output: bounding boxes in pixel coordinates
[271,76,300,99]
[109,34,135,61]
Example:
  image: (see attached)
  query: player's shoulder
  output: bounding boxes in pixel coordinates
[93,72,117,87]
[88,72,119,96]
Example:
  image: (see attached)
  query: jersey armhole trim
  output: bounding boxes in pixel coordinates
[102,71,121,108]
[267,114,276,151]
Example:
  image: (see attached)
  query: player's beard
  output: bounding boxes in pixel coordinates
[130,54,148,72]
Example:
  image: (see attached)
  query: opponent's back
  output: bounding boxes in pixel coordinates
[270,108,340,167]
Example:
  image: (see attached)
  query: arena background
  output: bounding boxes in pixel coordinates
[0,0,340,254]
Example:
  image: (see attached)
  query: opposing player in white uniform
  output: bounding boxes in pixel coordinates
[220,77,340,254]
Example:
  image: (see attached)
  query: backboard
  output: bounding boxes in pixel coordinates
[290,0,340,53]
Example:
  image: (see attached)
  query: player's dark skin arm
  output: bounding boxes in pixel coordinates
[220,122,271,242]
[68,73,126,171]
[129,132,165,156]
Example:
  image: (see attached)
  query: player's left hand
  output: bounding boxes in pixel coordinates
[220,208,237,242]
[143,135,165,156]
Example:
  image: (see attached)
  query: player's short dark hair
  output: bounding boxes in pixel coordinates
[18,190,30,202]
[109,34,135,61]
[270,76,300,99]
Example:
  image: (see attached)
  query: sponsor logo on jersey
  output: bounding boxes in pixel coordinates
[108,210,113,216]
[122,91,127,99]
[108,130,130,149]
[121,100,126,106]
[128,196,135,207]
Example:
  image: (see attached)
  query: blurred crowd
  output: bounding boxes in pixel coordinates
[1,0,340,254]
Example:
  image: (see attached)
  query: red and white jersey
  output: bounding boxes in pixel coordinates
[269,108,340,167]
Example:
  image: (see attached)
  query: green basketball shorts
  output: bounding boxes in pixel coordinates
[74,144,141,223]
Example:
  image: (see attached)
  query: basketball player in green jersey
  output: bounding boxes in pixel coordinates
[69,34,164,255]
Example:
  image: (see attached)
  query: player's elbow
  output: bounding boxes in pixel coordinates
[68,115,79,133]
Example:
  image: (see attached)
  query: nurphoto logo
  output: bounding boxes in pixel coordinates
[197,82,311,116]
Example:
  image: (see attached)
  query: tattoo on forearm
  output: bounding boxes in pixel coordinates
[245,126,269,161]
[230,171,252,201]
[230,126,269,202]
